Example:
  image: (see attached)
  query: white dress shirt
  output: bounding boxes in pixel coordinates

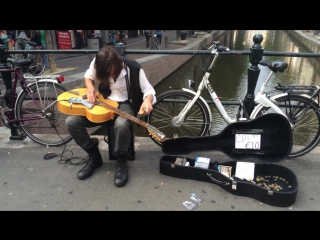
[84,58,156,104]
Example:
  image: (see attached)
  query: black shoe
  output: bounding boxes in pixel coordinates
[114,159,128,187]
[77,143,103,180]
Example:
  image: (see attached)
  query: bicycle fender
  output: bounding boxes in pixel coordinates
[251,92,313,119]
[27,79,59,86]
[181,88,213,123]
[16,79,61,101]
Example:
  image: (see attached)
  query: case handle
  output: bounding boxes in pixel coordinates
[207,173,230,186]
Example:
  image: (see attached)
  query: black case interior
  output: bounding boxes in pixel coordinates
[159,113,298,207]
[160,155,298,207]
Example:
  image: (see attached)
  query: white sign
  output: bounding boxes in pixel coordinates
[235,134,261,149]
[235,162,255,180]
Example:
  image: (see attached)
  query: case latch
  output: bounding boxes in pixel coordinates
[232,181,237,190]
[268,190,273,195]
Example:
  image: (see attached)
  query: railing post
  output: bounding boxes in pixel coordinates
[243,34,264,117]
[165,36,168,48]
[176,30,180,40]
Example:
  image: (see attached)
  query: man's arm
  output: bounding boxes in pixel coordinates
[138,69,156,115]
[84,58,97,103]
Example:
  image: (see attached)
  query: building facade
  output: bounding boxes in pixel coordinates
[12,30,143,49]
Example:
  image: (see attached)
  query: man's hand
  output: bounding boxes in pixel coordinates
[138,95,154,117]
[84,78,96,103]
[86,88,97,103]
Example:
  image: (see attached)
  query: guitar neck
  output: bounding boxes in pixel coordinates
[95,101,166,142]
[95,101,148,127]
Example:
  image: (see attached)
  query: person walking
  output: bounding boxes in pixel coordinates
[144,30,152,48]
[75,30,83,49]
[109,30,118,45]
[155,30,163,45]
[65,46,157,187]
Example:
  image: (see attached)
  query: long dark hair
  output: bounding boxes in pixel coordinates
[95,46,123,85]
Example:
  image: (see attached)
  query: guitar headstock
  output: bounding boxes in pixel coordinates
[147,125,166,143]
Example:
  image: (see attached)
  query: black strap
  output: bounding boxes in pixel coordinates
[124,64,131,100]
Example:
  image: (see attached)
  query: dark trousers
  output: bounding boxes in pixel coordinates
[156,34,162,44]
[65,102,134,155]
[0,72,12,90]
[145,33,151,48]
[75,33,83,49]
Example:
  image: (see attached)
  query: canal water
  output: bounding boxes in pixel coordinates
[135,30,320,137]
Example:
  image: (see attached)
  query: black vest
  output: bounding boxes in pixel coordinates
[98,56,143,115]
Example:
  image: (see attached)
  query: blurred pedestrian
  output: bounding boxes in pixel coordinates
[0,30,12,50]
[40,30,49,70]
[17,30,31,50]
[31,30,43,50]
[75,30,83,49]
[109,30,118,45]
[144,30,152,48]
[155,30,163,45]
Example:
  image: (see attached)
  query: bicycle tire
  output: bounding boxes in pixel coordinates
[147,90,211,146]
[27,53,45,76]
[253,94,320,158]
[15,81,73,147]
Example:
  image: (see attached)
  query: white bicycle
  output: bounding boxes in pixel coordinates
[147,41,320,159]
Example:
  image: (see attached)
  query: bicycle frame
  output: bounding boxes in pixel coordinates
[175,44,294,129]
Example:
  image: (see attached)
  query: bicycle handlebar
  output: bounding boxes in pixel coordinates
[206,41,229,53]
[217,45,229,52]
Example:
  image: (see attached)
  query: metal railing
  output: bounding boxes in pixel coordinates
[2,33,320,118]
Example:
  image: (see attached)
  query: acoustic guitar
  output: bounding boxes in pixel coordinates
[57,88,166,143]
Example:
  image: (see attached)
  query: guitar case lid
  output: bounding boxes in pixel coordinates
[161,113,293,162]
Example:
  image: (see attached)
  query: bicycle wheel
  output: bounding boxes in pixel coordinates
[254,94,320,158]
[27,53,45,76]
[15,81,73,147]
[147,90,211,146]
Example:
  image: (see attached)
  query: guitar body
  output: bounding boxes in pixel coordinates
[162,113,293,162]
[57,88,119,123]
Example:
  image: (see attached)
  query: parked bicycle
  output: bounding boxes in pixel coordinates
[15,38,46,76]
[147,41,320,159]
[0,45,72,147]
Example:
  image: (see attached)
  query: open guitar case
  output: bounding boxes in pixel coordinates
[160,113,298,207]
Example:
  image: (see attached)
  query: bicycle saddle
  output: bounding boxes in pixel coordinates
[6,58,32,67]
[259,60,288,72]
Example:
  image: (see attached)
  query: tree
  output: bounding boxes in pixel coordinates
[44,30,57,72]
